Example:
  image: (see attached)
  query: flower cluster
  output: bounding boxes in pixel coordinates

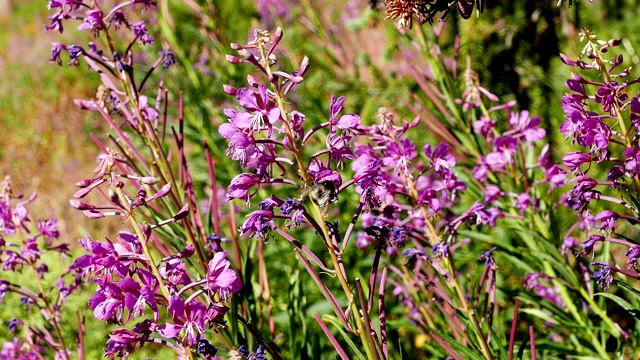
[559,29,640,290]
[0,176,80,360]
[45,1,248,357]
[68,147,242,357]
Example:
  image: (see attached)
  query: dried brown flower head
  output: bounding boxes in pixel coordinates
[384,0,427,29]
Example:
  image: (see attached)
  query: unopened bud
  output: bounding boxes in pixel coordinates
[225,55,243,64]
[73,187,93,199]
[140,176,159,185]
[76,178,94,188]
[70,200,95,210]
[173,203,190,221]
[274,27,283,44]
[83,210,105,219]
[223,84,238,95]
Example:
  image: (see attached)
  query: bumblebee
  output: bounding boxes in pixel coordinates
[307,180,338,215]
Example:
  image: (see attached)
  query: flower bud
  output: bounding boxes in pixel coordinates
[70,199,95,210]
[223,84,238,95]
[139,176,159,185]
[225,55,243,64]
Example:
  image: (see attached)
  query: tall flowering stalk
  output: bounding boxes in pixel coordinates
[45,1,251,358]
[0,176,80,360]
[394,23,631,357]
[558,29,640,334]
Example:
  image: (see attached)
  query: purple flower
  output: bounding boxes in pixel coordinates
[37,218,59,241]
[77,9,105,33]
[104,329,138,358]
[49,43,67,65]
[483,185,501,204]
[206,251,242,301]
[219,122,259,168]
[332,113,361,130]
[326,129,355,165]
[595,81,628,115]
[508,110,546,143]
[626,246,640,270]
[578,234,603,257]
[256,0,292,25]
[89,281,130,323]
[524,273,564,307]
[607,165,625,185]
[424,143,456,174]
[159,48,177,69]
[132,21,154,46]
[479,247,498,266]
[159,297,207,346]
[229,84,281,135]
[594,210,619,233]
[355,231,374,249]
[329,94,346,121]
[240,210,275,239]
[473,116,495,138]
[239,345,267,360]
[592,262,615,290]
[160,258,191,287]
[382,138,416,177]
[431,242,449,258]
[227,173,261,203]
[563,152,591,172]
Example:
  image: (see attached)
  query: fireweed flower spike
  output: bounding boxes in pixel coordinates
[558,30,640,301]
[43,1,251,357]
[0,177,79,360]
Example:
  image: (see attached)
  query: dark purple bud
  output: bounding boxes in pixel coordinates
[230,43,243,50]
[49,43,67,65]
[611,54,623,69]
[607,165,625,183]
[179,244,195,258]
[159,49,176,69]
[197,337,218,357]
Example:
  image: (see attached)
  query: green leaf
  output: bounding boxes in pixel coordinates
[614,280,640,302]
[323,316,367,360]
[594,292,640,320]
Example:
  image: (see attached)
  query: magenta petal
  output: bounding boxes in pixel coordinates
[233,112,254,129]
[266,108,281,124]
[158,323,182,338]
[219,123,238,139]
[335,114,360,129]
[236,88,260,111]
[88,292,107,309]
[168,296,185,319]
[93,298,119,321]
